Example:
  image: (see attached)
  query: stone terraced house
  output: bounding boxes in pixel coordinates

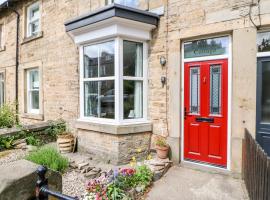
[1,0,270,177]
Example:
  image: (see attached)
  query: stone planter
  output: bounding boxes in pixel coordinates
[57,133,75,153]
[156,145,169,159]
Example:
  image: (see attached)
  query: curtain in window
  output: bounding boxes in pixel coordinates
[134,44,143,118]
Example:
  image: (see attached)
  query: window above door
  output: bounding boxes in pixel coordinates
[105,0,139,8]
[257,31,270,57]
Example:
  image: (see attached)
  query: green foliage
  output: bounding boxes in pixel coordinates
[107,183,128,200]
[115,165,153,192]
[134,165,153,187]
[25,135,41,146]
[0,136,14,150]
[25,146,68,172]
[155,137,168,148]
[44,121,66,139]
[0,104,16,128]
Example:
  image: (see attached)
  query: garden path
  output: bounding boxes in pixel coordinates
[146,165,249,200]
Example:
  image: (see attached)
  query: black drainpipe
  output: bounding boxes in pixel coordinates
[6,2,20,123]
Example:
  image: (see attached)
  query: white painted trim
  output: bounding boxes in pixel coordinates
[180,35,232,171]
[26,68,40,115]
[79,37,149,124]
[257,52,270,57]
[68,17,155,45]
[26,1,41,37]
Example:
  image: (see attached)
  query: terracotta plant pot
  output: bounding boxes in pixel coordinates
[57,133,75,154]
[156,145,169,159]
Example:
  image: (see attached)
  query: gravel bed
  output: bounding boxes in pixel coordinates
[62,169,88,198]
[0,149,28,166]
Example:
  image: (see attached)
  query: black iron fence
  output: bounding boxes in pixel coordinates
[242,129,270,200]
[36,166,78,200]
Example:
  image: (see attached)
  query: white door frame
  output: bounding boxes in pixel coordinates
[180,35,232,171]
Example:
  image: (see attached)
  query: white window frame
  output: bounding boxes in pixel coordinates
[26,2,40,37]
[79,37,148,124]
[0,24,3,48]
[0,72,5,106]
[27,68,40,114]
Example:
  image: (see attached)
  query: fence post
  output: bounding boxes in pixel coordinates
[36,166,48,200]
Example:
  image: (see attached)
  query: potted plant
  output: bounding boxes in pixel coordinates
[155,137,169,159]
[57,132,76,154]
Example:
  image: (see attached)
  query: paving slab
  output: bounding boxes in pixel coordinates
[146,165,249,200]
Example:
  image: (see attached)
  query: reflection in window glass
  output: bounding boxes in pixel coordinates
[123,40,143,119]
[84,81,115,119]
[123,41,143,77]
[210,65,221,115]
[124,80,143,119]
[261,61,270,123]
[257,32,270,53]
[184,36,229,59]
[83,41,115,119]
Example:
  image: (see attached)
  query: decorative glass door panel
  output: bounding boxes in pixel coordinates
[256,57,270,156]
[184,59,228,167]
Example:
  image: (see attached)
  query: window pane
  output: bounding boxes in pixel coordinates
[30,21,39,35]
[84,41,115,78]
[30,7,39,20]
[84,81,98,117]
[99,41,115,77]
[190,67,200,114]
[31,90,39,109]
[257,32,270,53]
[84,45,98,78]
[123,41,143,77]
[124,80,143,119]
[0,25,2,47]
[184,37,229,59]
[112,0,139,7]
[210,65,221,115]
[0,73,4,106]
[84,80,115,119]
[261,61,270,122]
[29,70,39,90]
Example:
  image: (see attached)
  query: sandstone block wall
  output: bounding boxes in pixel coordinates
[77,129,151,165]
[0,0,270,173]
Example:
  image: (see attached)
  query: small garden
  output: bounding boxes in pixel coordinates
[0,103,172,200]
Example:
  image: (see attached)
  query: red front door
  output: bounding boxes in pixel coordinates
[184,59,228,167]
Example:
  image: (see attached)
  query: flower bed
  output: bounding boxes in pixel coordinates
[82,164,153,200]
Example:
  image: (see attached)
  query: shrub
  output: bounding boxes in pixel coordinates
[0,104,16,128]
[155,137,168,148]
[25,146,68,172]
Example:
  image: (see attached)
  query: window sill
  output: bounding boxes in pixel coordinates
[21,31,43,45]
[21,113,44,121]
[0,46,6,52]
[75,120,152,135]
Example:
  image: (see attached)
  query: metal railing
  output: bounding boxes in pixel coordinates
[35,166,79,200]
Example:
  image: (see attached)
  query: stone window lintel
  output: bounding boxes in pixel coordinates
[75,120,152,135]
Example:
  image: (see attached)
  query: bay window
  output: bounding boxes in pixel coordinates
[81,39,147,122]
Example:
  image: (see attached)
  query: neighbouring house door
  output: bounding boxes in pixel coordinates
[256,57,270,156]
[184,59,228,167]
